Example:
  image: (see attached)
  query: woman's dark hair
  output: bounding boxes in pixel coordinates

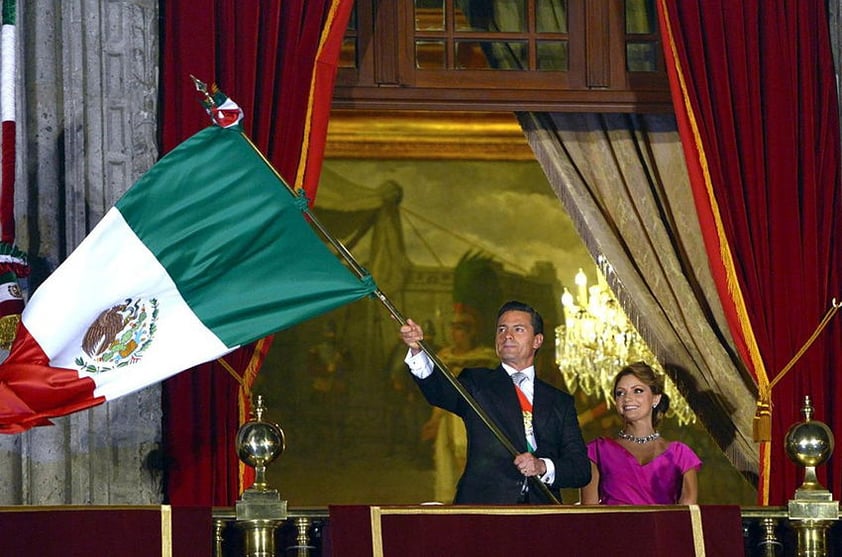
[496,300,543,336]
[612,361,670,428]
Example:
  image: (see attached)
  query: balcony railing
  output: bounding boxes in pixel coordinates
[211,505,842,556]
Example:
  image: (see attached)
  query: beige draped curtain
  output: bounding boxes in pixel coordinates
[518,112,758,478]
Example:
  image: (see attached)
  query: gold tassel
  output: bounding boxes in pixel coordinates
[753,397,771,442]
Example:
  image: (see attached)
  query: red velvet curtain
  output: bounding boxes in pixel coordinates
[657,0,842,504]
[159,0,354,505]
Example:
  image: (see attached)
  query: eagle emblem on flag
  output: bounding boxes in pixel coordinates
[75,297,158,373]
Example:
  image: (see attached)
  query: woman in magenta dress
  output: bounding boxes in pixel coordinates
[580,362,701,505]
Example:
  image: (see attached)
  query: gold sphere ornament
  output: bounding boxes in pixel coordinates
[236,394,285,491]
[785,395,834,491]
[785,395,839,557]
[234,394,288,554]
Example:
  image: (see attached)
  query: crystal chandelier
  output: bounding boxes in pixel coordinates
[555,261,696,426]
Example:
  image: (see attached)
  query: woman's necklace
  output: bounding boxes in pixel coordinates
[617,430,660,444]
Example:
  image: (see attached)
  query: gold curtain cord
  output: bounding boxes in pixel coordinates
[754,298,840,441]
[768,299,840,391]
[218,356,248,392]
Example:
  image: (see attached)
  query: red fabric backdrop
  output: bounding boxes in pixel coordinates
[159,0,354,505]
[657,0,842,504]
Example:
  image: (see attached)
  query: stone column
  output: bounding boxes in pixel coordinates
[0,0,162,505]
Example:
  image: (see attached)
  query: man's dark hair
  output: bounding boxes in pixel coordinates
[496,300,543,336]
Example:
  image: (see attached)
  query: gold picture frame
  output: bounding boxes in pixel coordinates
[325,109,535,160]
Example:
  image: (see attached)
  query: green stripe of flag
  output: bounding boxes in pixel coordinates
[116,125,375,347]
[2,0,14,26]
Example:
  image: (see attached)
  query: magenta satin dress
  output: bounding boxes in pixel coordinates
[587,437,702,505]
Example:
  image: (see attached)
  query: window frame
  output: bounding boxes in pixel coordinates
[333,0,672,113]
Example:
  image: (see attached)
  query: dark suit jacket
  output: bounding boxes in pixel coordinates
[414,364,591,504]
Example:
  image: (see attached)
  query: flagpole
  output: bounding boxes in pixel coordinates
[214,89,561,504]
[190,75,561,505]
[282,173,559,505]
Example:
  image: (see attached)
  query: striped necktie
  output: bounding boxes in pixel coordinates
[511,372,536,451]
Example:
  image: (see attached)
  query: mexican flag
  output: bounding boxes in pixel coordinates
[0,120,377,433]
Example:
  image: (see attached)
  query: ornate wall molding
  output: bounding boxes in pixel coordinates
[325,109,535,161]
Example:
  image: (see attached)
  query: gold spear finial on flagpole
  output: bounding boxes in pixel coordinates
[190,75,216,108]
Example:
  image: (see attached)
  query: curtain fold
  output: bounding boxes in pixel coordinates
[657,0,842,504]
[519,112,759,479]
[159,0,354,506]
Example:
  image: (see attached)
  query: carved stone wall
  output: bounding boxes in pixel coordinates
[0,0,161,505]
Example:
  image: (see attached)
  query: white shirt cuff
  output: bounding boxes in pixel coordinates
[540,458,555,484]
[404,348,434,379]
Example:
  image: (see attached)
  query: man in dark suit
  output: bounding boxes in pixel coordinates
[400,300,591,504]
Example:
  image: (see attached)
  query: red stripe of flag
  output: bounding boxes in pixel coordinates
[0,322,101,433]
